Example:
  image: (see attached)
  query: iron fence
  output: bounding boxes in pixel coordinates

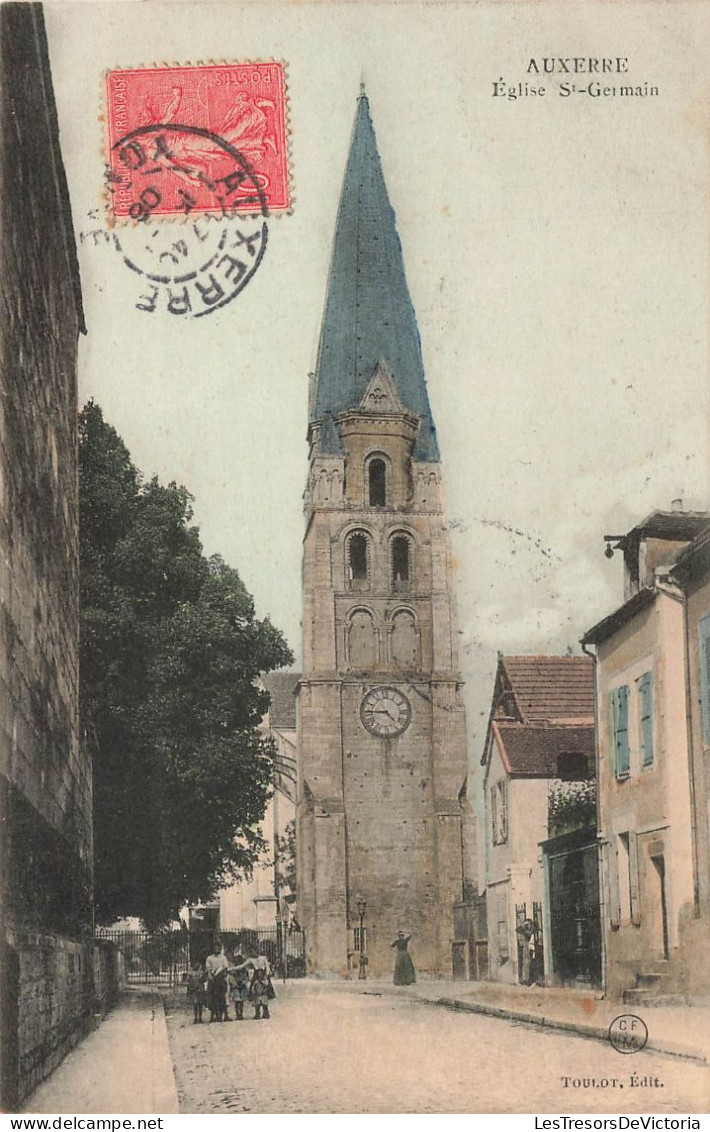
[96,926,306,985]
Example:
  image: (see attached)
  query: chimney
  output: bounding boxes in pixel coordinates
[671,498,683,512]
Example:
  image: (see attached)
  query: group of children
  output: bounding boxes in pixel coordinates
[186,942,275,1023]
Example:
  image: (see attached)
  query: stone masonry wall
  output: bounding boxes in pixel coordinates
[0,3,90,1109]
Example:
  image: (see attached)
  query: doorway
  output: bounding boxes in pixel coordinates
[649,854,669,959]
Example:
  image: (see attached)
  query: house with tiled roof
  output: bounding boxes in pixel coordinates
[669,522,710,997]
[480,654,597,986]
[582,505,708,999]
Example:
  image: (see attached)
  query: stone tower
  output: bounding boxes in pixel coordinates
[296,93,468,977]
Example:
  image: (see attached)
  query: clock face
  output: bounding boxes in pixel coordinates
[360,686,411,738]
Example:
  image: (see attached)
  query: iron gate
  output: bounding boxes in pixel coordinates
[515,901,544,985]
[96,926,307,985]
[547,840,601,986]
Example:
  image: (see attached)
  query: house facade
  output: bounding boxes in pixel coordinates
[582,509,707,998]
[190,671,299,935]
[218,672,298,932]
[480,655,596,985]
[669,523,710,994]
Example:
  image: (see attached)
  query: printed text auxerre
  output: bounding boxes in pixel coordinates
[527,58,629,73]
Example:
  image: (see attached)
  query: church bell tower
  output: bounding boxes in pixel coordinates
[296,92,468,977]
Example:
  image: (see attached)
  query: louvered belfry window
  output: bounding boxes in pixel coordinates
[348,533,368,583]
[368,458,386,506]
[391,535,411,590]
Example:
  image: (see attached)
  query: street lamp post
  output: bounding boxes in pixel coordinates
[356,898,367,980]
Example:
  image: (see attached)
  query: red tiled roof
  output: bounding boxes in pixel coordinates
[494,722,595,779]
[502,655,594,723]
[620,509,709,546]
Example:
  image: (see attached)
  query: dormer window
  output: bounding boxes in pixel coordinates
[556,752,589,780]
[368,458,386,507]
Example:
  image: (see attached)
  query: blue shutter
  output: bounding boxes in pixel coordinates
[639,672,654,767]
[616,685,630,777]
[699,614,710,744]
[608,691,618,776]
[607,840,621,927]
[490,785,498,845]
[628,831,641,924]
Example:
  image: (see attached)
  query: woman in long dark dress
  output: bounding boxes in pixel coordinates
[228,952,251,1020]
[391,931,416,985]
[205,943,230,1021]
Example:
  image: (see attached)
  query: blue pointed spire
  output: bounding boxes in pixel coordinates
[312,94,440,462]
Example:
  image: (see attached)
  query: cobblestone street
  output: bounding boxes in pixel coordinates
[163,982,710,1114]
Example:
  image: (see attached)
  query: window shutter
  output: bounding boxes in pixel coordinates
[629,831,641,924]
[499,782,508,843]
[639,672,653,767]
[699,614,710,745]
[607,840,621,928]
[608,690,618,776]
[616,685,630,776]
[490,785,498,845]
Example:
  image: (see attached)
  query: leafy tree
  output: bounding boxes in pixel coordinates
[79,401,293,928]
[547,780,597,838]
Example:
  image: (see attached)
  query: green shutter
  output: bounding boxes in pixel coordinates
[608,839,621,928]
[700,615,710,744]
[639,672,654,767]
[616,685,630,776]
[490,785,498,845]
[629,832,641,924]
[608,690,619,776]
[499,781,508,843]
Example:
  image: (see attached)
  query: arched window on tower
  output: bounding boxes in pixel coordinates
[391,535,411,592]
[391,609,418,670]
[368,458,387,507]
[347,532,370,591]
[347,609,378,669]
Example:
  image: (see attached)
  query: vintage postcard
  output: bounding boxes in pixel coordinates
[2,0,710,1119]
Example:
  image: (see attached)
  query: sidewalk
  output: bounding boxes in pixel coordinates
[23,988,179,1115]
[352,977,710,1064]
[18,975,710,1115]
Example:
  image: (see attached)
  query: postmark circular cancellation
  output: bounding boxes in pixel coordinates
[104,64,291,317]
[109,123,269,318]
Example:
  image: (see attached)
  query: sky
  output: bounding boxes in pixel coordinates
[46,0,710,791]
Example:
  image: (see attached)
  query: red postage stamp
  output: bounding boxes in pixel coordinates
[105,63,290,220]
